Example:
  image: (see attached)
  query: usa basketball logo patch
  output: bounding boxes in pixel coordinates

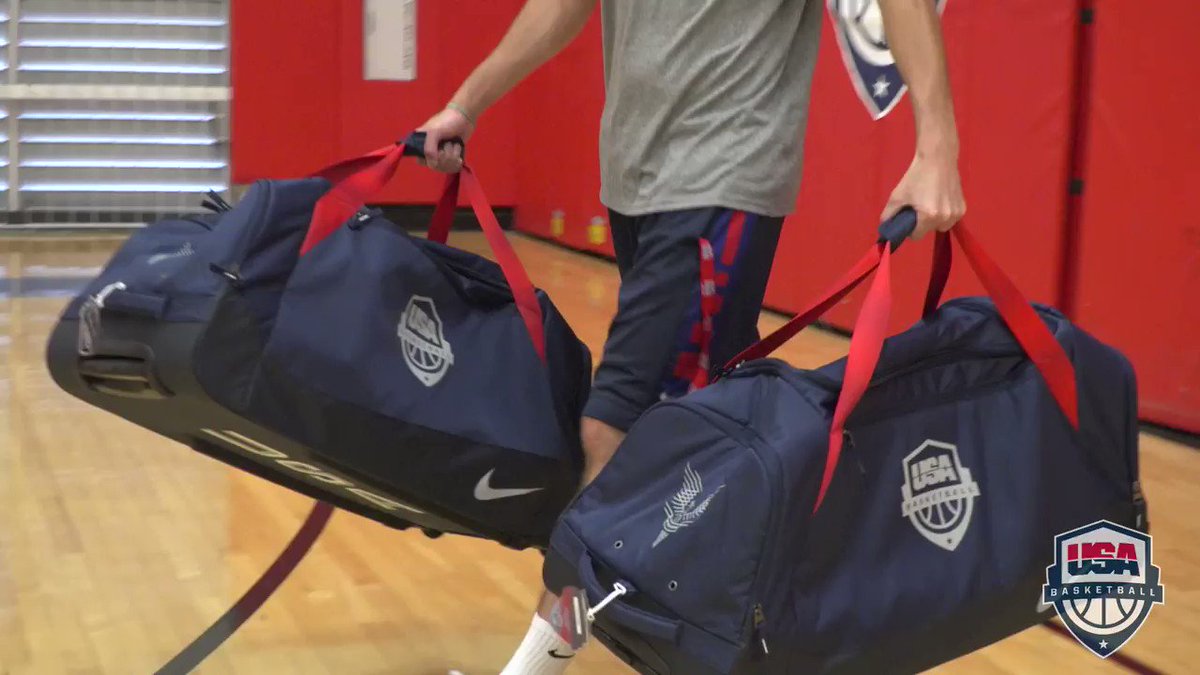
[827,0,949,120]
[399,295,454,387]
[900,440,980,551]
[1042,520,1164,658]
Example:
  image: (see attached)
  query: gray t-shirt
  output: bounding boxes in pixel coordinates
[599,0,823,217]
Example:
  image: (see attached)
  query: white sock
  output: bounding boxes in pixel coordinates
[499,614,577,675]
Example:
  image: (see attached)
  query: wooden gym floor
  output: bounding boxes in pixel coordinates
[0,233,1196,674]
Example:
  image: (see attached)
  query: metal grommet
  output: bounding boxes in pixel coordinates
[613,540,623,549]
[668,580,679,591]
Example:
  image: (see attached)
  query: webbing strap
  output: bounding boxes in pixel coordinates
[719,221,1079,514]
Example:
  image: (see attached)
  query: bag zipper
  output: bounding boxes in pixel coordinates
[729,345,1021,393]
[209,180,275,286]
[753,603,769,656]
[201,189,233,213]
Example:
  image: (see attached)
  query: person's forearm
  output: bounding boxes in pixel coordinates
[451,0,596,119]
[878,0,958,159]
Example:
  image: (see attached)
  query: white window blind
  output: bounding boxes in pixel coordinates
[3,0,230,227]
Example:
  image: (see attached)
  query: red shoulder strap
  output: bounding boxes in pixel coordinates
[426,172,460,245]
[300,147,547,362]
[300,144,408,255]
[816,245,894,512]
[923,231,952,317]
[720,221,1080,514]
[953,226,1078,426]
[459,167,547,362]
[725,246,884,369]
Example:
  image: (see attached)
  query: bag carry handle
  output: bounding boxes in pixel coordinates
[723,210,1079,514]
[300,133,547,362]
[577,551,683,643]
[301,131,457,253]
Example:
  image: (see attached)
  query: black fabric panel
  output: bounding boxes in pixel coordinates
[195,291,577,548]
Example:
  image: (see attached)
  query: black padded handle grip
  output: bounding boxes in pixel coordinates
[400,131,465,159]
[877,206,918,252]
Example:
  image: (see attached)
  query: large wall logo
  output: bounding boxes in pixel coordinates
[399,295,454,387]
[1042,520,1164,658]
[900,439,980,551]
[827,0,949,119]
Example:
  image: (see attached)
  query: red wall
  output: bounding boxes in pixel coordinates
[230,0,340,179]
[513,11,610,255]
[766,0,1079,331]
[231,0,522,205]
[1070,2,1200,432]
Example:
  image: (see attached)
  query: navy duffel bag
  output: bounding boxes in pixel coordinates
[544,212,1146,674]
[48,133,591,551]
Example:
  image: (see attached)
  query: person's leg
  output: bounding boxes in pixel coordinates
[500,208,782,674]
[607,209,639,279]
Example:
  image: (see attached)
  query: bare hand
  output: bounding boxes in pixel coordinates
[881,151,966,240]
[417,106,473,173]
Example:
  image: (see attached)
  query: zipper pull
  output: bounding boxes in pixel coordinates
[1132,480,1149,532]
[78,281,126,356]
[208,263,243,288]
[349,210,372,230]
[753,603,769,656]
[587,582,628,622]
[204,189,233,212]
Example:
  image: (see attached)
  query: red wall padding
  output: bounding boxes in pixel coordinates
[230,0,340,179]
[513,11,610,255]
[766,0,1079,332]
[1070,2,1200,432]
[231,0,522,205]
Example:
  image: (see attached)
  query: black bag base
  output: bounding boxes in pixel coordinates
[47,315,495,544]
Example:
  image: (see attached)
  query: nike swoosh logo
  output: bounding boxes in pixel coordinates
[547,649,574,659]
[473,469,544,501]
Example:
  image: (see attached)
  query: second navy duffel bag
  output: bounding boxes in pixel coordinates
[544,212,1146,674]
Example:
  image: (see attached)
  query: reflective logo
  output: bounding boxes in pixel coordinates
[900,439,980,551]
[399,295,454,387]
[147,241,194,265]
[201,428,424,514]
[472,469,544,501]
[653,463,724,548]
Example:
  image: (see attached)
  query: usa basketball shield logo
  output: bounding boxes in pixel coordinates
[398,295,454,387]
[827,0,949,119]
[900,439,980,551]
[1042,520,1164,658]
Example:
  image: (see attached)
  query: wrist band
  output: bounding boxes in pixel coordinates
[446,102,475,126]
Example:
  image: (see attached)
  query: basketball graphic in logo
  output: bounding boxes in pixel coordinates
[827,0,950,119]
[398,295,454,387]
[900,439,980,551]
[1043,520,1164,658]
